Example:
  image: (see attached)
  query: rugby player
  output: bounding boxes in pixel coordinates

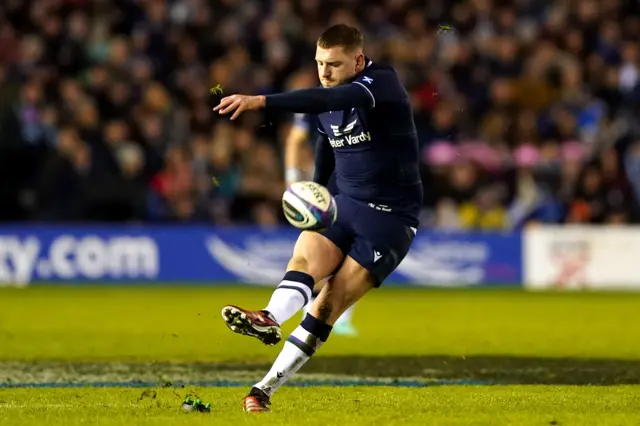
[214,24,422,412]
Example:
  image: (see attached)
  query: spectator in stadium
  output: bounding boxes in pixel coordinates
[0,0,639,228]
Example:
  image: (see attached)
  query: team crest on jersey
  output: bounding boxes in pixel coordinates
[362,76,374,84]
[330,119,358,136]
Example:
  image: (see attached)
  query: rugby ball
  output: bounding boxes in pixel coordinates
[282,181,337,230]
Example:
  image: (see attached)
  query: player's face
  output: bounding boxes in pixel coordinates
[315,46,364,88]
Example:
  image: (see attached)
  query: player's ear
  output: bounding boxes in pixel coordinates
[355,53,365,70]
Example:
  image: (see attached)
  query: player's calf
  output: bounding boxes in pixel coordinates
[304,283,358,336]
[263,270,315,325]
[310,257,375,325]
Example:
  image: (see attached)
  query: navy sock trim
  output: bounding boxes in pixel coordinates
[277,285,309,306]
[301,313,332,342]
[283,271,314,292]
[287,335,315,357]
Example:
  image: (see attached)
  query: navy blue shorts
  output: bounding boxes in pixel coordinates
[319,194,417,287]
[327,173,338,195]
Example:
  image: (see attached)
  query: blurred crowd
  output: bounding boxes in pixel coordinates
[1,0,640,230]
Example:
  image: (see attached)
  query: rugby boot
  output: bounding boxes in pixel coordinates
[221,305,282,346]
[243,387,271,413]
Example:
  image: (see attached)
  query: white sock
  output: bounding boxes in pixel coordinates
[255,315,331,396]
[264,271,315,325]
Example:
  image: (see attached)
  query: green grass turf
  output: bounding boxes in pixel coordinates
[1,286,639,361]
[1,286,640,424]
[1,386,639,426]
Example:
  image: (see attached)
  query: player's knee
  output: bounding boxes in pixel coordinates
[289,232,343,282]
[287,254,309,273]
[287,254,329,284]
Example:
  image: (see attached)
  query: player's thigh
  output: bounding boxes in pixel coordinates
[327,173,338,196]
[310,255,376,324]
[349,211,417,287]
[288,194,356,282]
[288,230,344,283]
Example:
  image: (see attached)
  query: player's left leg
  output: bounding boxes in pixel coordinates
[324,173,357,336]
[244,256,375,412]
[303,279,358,336]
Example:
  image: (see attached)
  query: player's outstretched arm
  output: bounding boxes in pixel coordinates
[312,133,334,187]
[265,84,372,113]
[214,84,372,120]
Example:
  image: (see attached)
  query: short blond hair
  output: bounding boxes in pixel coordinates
[317,24,363,53]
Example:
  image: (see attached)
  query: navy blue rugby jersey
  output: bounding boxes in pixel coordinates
[314,61,423,219]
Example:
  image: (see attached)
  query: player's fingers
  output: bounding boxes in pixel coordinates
[212,99,227,112]
[219,99,240,115]
[230,103,245,120]
[213,96,234,112]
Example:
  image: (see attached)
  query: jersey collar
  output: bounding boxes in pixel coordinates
[347,57,373,84]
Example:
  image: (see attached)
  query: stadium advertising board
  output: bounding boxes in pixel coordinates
[524,226,640,290]
[0,226,522,286]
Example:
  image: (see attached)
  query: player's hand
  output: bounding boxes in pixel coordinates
[213,94,265,120]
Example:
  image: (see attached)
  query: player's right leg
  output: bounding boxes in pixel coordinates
[221,230,344,346]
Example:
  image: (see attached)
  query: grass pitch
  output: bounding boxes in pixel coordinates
[0,286,639,425]
[2,386,639,426]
